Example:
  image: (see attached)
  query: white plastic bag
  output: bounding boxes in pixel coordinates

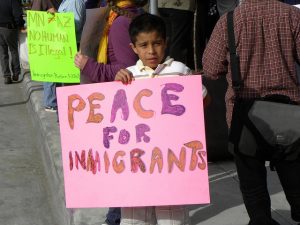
[19,32,29,69]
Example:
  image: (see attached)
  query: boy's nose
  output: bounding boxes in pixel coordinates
[148,45,155,54]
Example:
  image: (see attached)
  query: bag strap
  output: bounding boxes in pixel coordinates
[297,63,300,85]
[227,11,243,91]
[227,12,278,171]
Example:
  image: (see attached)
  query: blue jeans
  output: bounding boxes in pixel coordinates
[106,207,121,225]
[43,82,57,108]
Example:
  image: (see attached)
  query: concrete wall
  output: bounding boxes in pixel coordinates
[21,71,107,225]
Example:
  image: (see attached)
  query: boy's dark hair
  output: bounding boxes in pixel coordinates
[129,13,166,44]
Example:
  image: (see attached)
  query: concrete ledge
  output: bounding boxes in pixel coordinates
[21,71,107,225]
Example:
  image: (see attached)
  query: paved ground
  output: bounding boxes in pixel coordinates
[189,161,298,225]
[0,75,55,225]
[0,71,299,225]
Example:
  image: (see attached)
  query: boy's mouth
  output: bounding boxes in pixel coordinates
[147,58,158,63]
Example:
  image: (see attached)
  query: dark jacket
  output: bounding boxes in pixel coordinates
[0,0,25,28]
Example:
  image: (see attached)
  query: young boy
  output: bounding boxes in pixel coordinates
[115,13,207,225]
[115,13,208,98]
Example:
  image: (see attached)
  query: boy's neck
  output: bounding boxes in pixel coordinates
[148,56,171,69]
[152,57,174,75]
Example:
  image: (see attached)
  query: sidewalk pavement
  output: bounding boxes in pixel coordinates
[20,70,298,225]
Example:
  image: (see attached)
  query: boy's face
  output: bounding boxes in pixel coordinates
[130,31,166,69]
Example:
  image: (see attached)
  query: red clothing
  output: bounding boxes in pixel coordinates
[203,0,300,125]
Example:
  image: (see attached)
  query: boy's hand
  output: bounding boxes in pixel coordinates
[74,52,88,70]
[115,69,135,84]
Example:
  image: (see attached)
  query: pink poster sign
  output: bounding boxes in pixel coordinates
[57,75,210,208]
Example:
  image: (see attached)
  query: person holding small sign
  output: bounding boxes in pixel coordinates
[75,2,147,225]
[42,0,86,112]
[114,13,207,225]
[43,0,86,112]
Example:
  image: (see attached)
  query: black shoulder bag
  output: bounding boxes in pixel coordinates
[227,11,300,170]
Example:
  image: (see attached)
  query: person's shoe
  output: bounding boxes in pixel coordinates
[45,106,57,112]
[248,218,280,225]
[4,76,12,84]
[12,74,19,81]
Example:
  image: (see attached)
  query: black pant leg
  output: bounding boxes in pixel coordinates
[234,153,274,224]
[6,29,20,76]
[0,28,11,77]
[275,159,300,222]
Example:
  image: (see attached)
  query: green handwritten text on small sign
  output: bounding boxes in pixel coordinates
[27,11,80,83]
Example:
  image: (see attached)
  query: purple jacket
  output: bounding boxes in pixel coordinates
[82,13,138,83]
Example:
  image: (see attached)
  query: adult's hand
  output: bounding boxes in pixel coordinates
[47,7,57,14]
[74,52,89,70]
[20,27,27,33]
[114,69,134,84]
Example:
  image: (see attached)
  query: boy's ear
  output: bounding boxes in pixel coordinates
[130,43,138,55]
